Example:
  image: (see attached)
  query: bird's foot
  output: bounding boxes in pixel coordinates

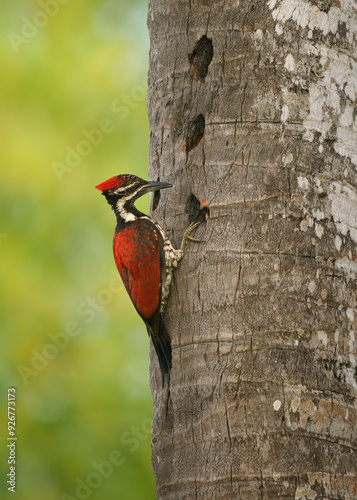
[180,221,202,252]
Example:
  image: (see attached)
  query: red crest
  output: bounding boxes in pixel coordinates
[95,175,130,192]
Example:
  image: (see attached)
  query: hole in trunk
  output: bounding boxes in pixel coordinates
[189,35,214,82]
[186,193,210,223]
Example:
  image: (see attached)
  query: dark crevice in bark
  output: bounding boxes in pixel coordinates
[186,193,210,223]
[189,35,214,82]
[184,114,205,153]
[309,0,332,13]
[152,177,161,211]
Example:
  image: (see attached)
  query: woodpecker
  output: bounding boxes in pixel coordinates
[95,174,200,384]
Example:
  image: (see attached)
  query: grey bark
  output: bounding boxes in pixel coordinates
[147,1,357,498]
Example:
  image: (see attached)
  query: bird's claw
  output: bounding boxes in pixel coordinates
[180,221,202,250]
[186,235,201,242]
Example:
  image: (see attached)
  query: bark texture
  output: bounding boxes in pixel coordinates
[147,1,357,498]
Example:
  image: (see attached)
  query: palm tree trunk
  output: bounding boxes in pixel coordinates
[147,1,357,498]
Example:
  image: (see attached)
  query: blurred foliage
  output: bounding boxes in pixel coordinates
[0,0,156,498]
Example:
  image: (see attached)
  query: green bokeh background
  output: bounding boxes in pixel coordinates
[0,1,156,498]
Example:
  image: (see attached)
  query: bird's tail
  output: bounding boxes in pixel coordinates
[147,319,172,386]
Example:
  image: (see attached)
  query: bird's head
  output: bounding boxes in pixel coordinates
[95,174,172,221]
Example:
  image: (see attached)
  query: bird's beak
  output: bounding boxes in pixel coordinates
[141,181,172,194]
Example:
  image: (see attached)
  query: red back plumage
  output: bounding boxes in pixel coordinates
[113,218,163,321]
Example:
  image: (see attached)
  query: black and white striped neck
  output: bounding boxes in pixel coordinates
[114,199,146,230]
